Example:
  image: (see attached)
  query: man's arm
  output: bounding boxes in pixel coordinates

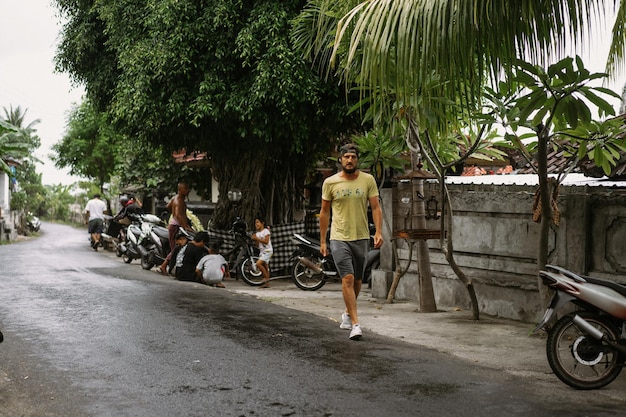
[319,199,331,256]
[369,195,383,248]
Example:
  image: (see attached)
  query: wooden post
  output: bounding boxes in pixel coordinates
[414,178,437,312]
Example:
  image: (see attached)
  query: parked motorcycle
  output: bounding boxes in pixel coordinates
[533,265,626,390]
[101,215,127,256]
[289,228,380,291]
[138,216,171,271]
[26,212,41,233]
[223,217,264,286]
[119,213,161,264]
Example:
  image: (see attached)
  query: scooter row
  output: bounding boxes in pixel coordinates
[102,214,267,287]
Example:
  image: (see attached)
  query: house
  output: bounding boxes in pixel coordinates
[0,157,20,241]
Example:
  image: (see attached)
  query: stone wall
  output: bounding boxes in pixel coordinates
[372,179,626,323]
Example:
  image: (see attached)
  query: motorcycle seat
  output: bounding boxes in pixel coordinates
[583,275,626,297]
[154,226,170,239]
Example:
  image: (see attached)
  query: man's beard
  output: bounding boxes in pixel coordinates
[342,166,357,174]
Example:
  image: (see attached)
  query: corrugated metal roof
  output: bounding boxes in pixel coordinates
[444,173,626,188]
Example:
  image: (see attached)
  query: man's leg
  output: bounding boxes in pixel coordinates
[341,274,359,325]
[160,224,179,274]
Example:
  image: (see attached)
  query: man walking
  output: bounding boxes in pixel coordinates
[319,143,383,340]
[84,193,108,251]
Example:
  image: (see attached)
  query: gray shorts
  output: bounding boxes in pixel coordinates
[88,218,104,234]
[330,239,369,281]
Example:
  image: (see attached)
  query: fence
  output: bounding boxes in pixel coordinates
[207,221,306,274]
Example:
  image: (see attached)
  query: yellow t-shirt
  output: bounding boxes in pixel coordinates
[321,171,378,241]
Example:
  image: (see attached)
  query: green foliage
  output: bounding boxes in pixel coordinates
[116,139,178,192]
[9,190,27,211]
[485,56,626,177]
[12,162,48,216]
[351,128,408,185]
[353,129,407,170]
[51,99,120,192]
[45,183,80,222]
[54,0,361,224]
[0,119,34,175]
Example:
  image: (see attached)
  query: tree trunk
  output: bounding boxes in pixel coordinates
[413,176,437,312]
[441,183,479,319]
[536,125,553,306]
[404,118,480,318]
[209,151,306,229]
[210,154,265,229]
[387,239,415,303]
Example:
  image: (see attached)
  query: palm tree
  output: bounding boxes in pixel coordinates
[2,105,41,151]
[0,120,31,175]
[295,1,620,126]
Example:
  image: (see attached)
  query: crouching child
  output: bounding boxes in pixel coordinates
[196,240,229,288]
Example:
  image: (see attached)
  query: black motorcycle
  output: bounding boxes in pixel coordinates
[289,229,380,291]
[101,215,127,256]
[223,218,265,286]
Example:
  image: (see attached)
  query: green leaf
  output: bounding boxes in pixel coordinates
[579,87,616,116]
[518,90,547,123]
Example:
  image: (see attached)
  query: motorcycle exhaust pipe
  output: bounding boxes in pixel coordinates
[572,315,626,356]
[298,257,337,276]
[299,257,323,274]
[137,245,149,257]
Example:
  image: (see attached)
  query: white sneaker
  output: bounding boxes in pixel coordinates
[340,312,352,329]
[349,324,362,340]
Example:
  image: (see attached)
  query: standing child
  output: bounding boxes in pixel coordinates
[251,216,273,288]
[196,240,229,288]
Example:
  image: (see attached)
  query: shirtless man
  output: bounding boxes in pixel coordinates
[160,182,193,274]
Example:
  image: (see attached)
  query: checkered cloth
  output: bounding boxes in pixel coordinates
[207,221,306,273]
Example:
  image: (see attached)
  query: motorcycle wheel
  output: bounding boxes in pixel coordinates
[122,253,133,264]
[115,246,123,257]
[546,311,623,390]
[240,256,265,286]
[141,254,154,270]
[291,257,326,291]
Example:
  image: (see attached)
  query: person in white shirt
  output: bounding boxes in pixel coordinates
[84,194,108,251]
[196,240,229,288]
[251,216,273,288]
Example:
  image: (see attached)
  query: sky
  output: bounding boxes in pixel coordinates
[0,2,623,186]
[1,0,84,186]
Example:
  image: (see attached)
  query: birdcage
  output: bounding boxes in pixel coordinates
[392,168,441,241]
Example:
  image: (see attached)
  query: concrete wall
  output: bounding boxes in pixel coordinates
[372,182,626,323]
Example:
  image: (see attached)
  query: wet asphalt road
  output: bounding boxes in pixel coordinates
[0,223,623,416]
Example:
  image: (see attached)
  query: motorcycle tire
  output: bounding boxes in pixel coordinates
[115,246,123,257]
[546,311,623,390]
[240,256,265,286]
[122,253,133,264]
[141,254,154,270]
[291,256,326,291]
